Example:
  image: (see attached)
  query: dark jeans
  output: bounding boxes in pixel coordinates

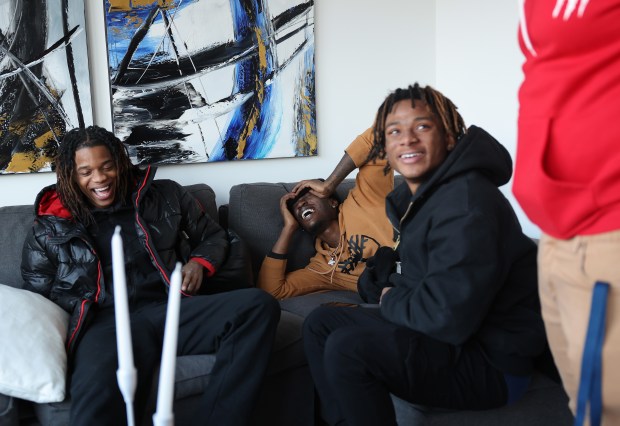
[69,288,280,426]
[303,305,508,426]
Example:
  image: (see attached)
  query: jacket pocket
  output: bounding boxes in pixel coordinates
[514,115,596,236]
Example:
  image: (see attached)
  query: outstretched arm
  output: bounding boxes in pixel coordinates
[292,152,357,199]
[292,127,376,199]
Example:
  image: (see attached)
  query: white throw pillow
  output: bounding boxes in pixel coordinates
[0,284,69,403]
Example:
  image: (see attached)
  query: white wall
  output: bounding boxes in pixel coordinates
[0,1,434,206]
[0,1,538,236]
[435,0,538,236]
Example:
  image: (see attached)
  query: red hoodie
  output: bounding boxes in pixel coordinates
[513,0,620,239]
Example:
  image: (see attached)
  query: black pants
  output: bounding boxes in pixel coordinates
[69,288,280,426]
[303,305,508,426]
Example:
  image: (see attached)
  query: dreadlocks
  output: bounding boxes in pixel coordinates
[55,125,137,225]
[368,83,466,172]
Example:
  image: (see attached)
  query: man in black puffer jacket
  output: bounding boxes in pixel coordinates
[303,84,546,426]
[21,126,280,426]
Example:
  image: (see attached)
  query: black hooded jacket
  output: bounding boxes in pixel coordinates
[381,126,545,375]
[21,166,228,354]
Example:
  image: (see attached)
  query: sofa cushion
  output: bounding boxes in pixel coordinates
[392,372,573,425]
[227,180,357,280]
[0,205,35,288]
[279,290,365,317]
[0,285,69,403]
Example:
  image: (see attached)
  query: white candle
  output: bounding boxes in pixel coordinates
[112,226,136,426]
[153,262,182,426]
[112,226,135,372]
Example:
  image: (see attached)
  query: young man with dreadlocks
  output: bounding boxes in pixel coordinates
[256,127,395,298]
[21,126,280,426]
[302,83,546,426]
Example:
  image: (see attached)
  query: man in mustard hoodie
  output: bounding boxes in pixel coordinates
[257,128,395,299]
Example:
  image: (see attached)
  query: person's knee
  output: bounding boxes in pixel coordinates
[303,305,335,340]
[70,353,122,401]
[324,328,359,365]
[240,288,280,323]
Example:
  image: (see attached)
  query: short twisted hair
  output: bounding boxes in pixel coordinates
[367,83,466,171]
[55,126,137,224]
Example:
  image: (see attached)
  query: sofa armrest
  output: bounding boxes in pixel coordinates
[218,204,229,230]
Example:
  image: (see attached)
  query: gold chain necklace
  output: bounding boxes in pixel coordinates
[327,239,343,266]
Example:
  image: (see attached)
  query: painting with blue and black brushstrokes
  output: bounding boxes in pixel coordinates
[104,0,316,166]
[0,0,93,174]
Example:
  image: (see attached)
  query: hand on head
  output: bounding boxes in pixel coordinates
[292,179,334,199]
[279,192,301,230]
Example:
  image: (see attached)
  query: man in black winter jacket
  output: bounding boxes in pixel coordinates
[21,126,280,426]
[303,83,546,426]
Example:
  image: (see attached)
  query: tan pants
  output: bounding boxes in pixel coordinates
[539,229,620,425]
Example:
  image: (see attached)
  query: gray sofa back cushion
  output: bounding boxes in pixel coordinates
[0,205,36,289]
[227,180,356,280]
[227,176,404,281]
[0,183,217,291]
[184,183,218,224]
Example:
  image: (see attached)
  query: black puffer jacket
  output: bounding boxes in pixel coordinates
[380,126,545,375]
[21,166,228,354]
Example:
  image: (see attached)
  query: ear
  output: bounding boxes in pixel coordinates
[446,134,456,151]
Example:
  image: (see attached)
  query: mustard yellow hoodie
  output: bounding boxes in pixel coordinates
[257,128,394,298]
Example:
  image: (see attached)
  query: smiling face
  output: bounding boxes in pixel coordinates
[291,192,339,235]
[384,99,455,194]
[74,145,118,209]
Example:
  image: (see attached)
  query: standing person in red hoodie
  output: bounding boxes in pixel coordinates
[514,0,620,423]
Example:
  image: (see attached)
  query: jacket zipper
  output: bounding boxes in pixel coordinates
[392,201,414,250]
[133,166,172,286]
[67,236,102,352]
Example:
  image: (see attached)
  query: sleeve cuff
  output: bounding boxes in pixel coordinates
[268,251,288,260]
[345,127,374,167]
[190,257,216,277]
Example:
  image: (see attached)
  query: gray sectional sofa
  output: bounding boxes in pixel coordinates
[0,178,575,426]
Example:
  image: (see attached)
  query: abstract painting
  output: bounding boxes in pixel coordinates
[104,0,316,166]
[0,0,93,174]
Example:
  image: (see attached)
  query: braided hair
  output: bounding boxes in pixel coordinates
[55,125,137,224]
[368,83,466,172]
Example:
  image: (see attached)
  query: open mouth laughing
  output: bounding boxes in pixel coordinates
[91,185,113,201]
[400,152,422,160]
[300,207,315,220]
